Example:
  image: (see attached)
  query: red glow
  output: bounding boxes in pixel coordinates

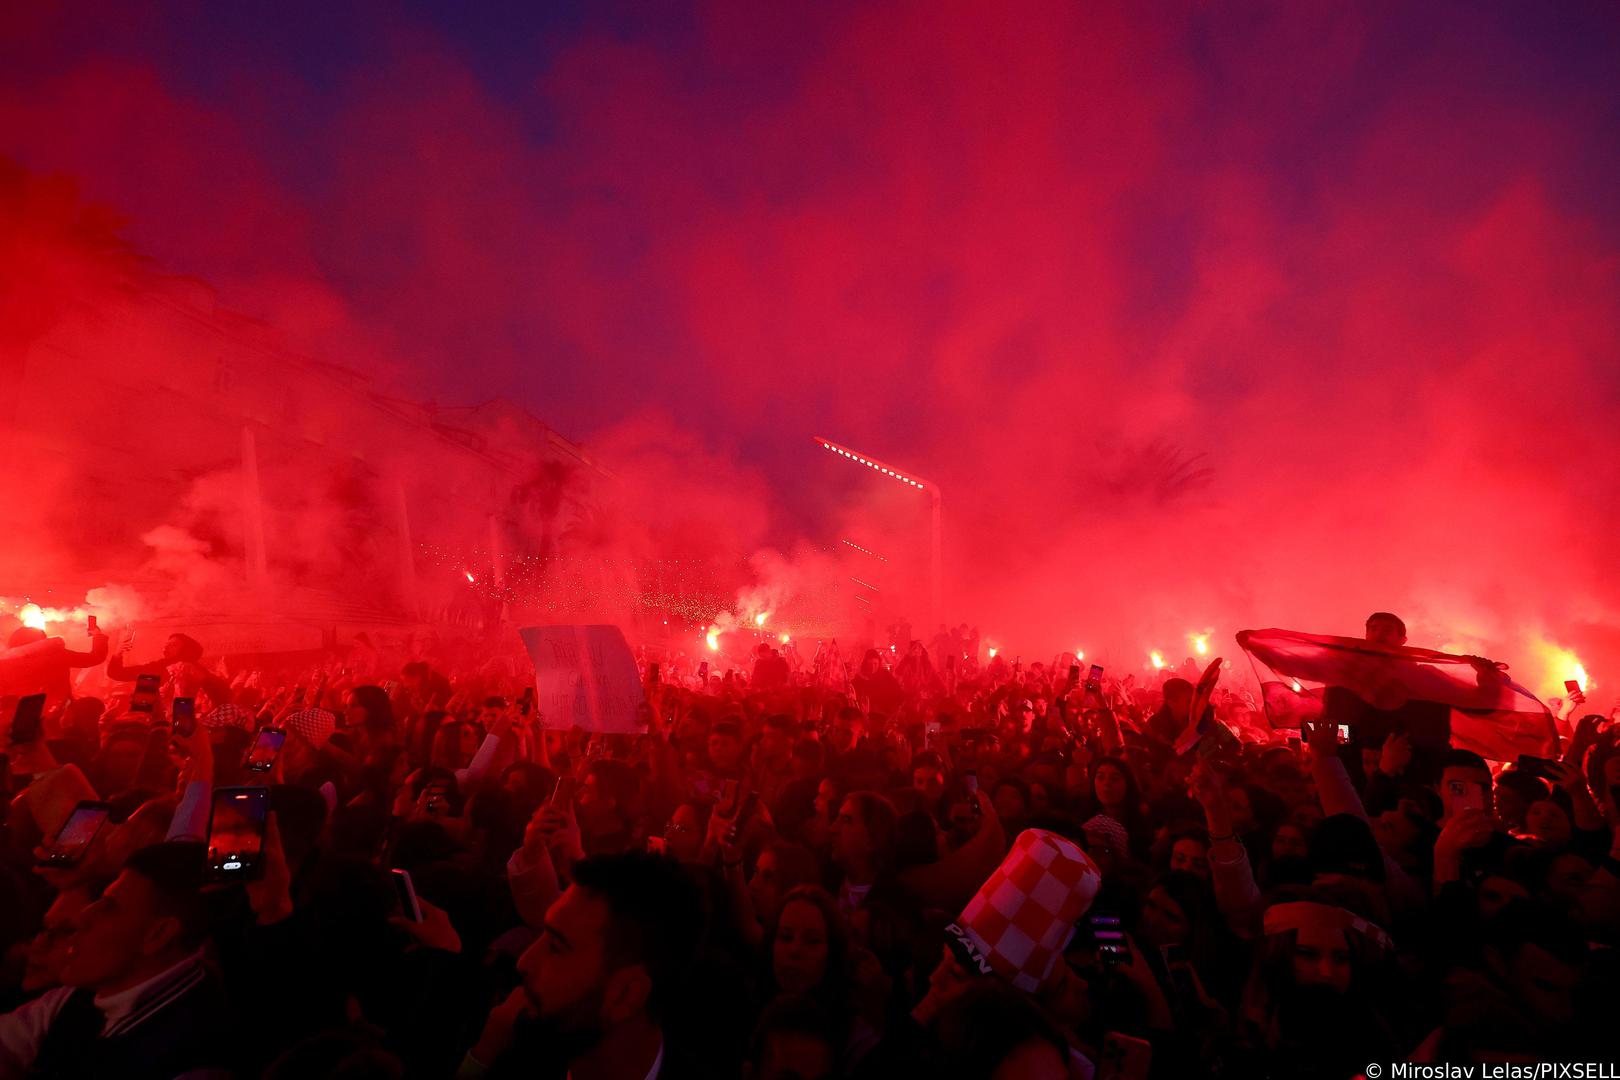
[0,6,1612,683]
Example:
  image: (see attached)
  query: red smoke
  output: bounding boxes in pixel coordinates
[2,2,1618,698]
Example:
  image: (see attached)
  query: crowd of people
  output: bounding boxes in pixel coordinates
[2,610,1619,1079]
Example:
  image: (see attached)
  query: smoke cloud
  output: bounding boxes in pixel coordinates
[1,2,1618,697]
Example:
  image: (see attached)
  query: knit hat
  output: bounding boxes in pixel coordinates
[202,704,257,731]
[1081,814,1129,857]
[945,828,1102,993]
[284,707,337,747]
[1263,901,1391,951]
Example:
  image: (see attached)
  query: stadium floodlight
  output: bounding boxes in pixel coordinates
[813,436,942,625]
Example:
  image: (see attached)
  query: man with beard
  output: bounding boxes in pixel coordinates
[462,851,703,1079]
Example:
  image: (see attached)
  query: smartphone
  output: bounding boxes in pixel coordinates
[40,800,111,866]
[1565,679,1582,695]
[519,686,535,718]
[1087,664,1104,687]
[242,727,286,772]
[718,778,741,816]
[698,662,709,680]
[391,868,423,922]
[206,786,271,881]
[423,782,450,816]
[649,663,661,685]
[963,770,978,795]
[172,696,197,738]
[130,673,162,715]
[1448,779,1486,815]
[550,775,578,809]
[1089,914,1129,967]
[87,614,98,635]
[9,694,46,745]
[1067,664,1081,690]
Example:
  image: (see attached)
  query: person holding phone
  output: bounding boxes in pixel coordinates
[1,622,109,706]
[1431,749,1509,892]
[105,632,205,686]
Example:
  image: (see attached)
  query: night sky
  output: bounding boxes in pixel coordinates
[4,1,1619,680]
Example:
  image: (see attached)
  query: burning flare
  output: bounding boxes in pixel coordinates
[1150,651,1166,670]
[6,599,93,632]
[754,612,767,627]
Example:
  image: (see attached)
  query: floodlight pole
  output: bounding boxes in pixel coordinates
[812,436,942,627]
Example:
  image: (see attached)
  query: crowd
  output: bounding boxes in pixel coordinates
[1,610,1619,1079]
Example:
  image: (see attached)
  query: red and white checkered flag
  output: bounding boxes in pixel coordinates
[949,828,1101,993]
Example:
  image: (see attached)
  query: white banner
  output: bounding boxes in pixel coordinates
[518,624,647,733]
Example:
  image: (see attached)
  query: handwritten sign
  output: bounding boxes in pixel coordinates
[518,625,647,733]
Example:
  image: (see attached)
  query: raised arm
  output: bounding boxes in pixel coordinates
[1189,762,1263,938]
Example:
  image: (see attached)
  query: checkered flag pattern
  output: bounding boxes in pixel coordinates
[956,828,1101,993]
[284,707,337,746]
[202,704,257,731]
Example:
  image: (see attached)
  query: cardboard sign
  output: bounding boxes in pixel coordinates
[518,625,647,733]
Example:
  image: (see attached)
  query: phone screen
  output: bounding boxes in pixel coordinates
[1090,914,1129,966]
[649,663,661,684]
[172,697,197,738]
[44,802,111,865]
[130,674,162,715]
[718,778,741,816]
[1565,679,1582,695]
[207,787,270,880]
[242,727,286,772]
[391,868,423,922]
[9,693,46,745]
[423,782,451,816]
[698,662,709,680]
[519,686,534,717]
